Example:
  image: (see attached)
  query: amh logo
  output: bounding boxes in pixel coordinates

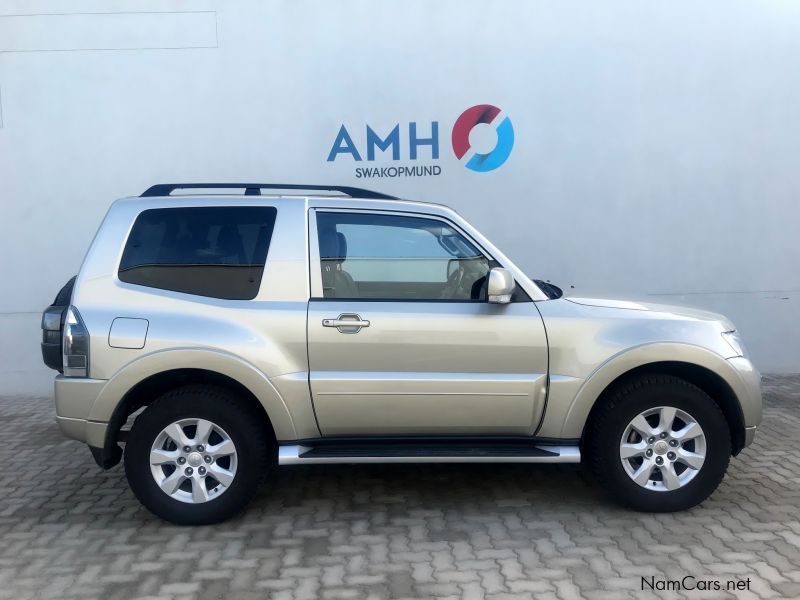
[451,104,514,173]
[327,104,514,177]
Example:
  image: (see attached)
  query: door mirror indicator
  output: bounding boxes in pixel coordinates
[488,268,515,304]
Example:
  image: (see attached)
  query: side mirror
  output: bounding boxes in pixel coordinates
[488,268,515,304]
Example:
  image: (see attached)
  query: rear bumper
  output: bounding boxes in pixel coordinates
[54,376,111,461]
[54,375,105,423]
[55,415,87,441]
[56,416,118,468]
[55,415,108,448]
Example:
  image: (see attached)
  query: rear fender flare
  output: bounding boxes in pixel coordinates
[88,348,298,440]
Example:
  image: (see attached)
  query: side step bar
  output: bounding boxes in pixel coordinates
[278,443,581,465]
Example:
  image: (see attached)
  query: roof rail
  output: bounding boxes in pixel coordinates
[140,183,397,200]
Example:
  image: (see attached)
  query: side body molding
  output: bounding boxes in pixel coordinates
[88,348,308,442]
[537,343,762,440]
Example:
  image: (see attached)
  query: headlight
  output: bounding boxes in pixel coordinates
[722,330,747,358]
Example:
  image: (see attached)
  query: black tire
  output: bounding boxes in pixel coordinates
[587,374,731,512]
[124,385,272,525]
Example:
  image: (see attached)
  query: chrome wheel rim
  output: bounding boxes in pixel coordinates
[149,418,238,504]
[620,406,706,492]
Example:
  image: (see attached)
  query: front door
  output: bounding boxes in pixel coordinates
[307,209,549,436]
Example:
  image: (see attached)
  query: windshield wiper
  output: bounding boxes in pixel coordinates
[533,279,563,299]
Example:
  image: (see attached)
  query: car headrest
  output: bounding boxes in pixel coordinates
[319,226,341,261]
[336,233,348,260]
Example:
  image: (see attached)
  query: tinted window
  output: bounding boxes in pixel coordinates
[119,207,277,300]
[317,212,490,301]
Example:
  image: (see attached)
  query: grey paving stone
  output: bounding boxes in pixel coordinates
[0,375,798,599]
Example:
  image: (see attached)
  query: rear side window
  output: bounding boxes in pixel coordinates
[119,207,277,300]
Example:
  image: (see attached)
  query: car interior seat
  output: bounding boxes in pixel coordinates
[319,227,358,298]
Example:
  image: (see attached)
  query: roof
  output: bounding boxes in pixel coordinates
[130,182,452,212]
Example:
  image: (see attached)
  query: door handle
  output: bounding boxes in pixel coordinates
[322,318,371,328]
[322,313,370,333]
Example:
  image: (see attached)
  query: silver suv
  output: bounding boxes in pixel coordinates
[41,183,762,524]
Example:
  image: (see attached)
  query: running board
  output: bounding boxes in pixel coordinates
[278,443,581,465]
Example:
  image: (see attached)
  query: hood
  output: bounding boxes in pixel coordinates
[565,296,735,329]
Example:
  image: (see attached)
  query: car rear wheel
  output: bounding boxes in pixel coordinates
[124,385,271,524]
[587,374,731,512]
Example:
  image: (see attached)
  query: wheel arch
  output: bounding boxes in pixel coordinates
[560,344,749,456]
[110,368,278,442]
[89,348,300,468]
[580,361,745,455]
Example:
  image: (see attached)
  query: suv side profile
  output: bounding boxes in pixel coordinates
[42,183,762,524]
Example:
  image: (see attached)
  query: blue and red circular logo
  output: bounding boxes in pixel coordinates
[451,104,514,172]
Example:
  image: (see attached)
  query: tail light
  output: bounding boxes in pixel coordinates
[63,306,90,377]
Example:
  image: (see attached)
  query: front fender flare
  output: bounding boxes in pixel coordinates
[556,343,755,439]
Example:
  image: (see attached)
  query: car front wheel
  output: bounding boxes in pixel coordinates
[587,374,732,512]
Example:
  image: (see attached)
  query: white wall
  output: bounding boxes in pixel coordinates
[1,0,799,395]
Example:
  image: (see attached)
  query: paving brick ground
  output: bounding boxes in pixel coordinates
[0,375,798,600]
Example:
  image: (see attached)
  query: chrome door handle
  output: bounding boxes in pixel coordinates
[322,318,371,327]
[322,313,370,333]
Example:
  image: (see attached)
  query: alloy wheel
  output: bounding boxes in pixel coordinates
[619,406,706,492]
[149,418,238,503]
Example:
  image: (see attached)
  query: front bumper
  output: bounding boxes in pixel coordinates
[726,356,762,450]
[744,426,757,448]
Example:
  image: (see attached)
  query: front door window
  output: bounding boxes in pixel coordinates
[316,212,490,301]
